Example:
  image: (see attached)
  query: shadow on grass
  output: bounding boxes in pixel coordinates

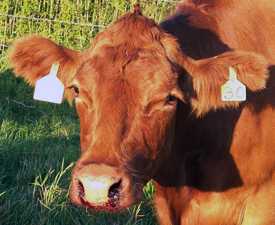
[0,69,78,126]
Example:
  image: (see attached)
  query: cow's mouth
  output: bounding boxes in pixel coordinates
[80,199,125,213]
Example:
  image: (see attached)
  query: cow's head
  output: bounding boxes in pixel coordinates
[9,7,268,212]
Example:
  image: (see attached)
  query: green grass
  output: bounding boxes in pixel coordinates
[0,70,157,225]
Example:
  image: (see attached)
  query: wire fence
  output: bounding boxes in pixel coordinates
[0,14,101,52]
[0,0,179,58]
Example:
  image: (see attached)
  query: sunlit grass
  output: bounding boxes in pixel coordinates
[143,181,155,200]
[32,160,74,211]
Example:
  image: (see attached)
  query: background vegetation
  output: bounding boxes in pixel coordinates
[0,0,177,69]
[0,0,177,225]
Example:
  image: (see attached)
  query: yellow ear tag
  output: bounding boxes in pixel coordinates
[221,67,246,102]
[33,63,64,104]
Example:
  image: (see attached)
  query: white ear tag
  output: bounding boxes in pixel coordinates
[33,63,64,104]
[221,67,246,102]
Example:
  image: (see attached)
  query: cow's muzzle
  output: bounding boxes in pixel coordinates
[69,163,142,212]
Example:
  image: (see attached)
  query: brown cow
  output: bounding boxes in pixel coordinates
[8,1,275,224]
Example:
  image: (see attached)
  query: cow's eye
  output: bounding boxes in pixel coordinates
[165,95,177,105]
[69,85,80,98]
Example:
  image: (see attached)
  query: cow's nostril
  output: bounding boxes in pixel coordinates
[78,180,85,198]
[108,179,122,201]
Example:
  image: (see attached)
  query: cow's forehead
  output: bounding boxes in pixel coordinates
[75,51,177,100]
[72,12,179,101]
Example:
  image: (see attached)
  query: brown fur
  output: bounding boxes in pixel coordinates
[8,1,275,224]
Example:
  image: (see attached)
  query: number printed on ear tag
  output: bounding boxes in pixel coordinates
[221,67,246,102]
[33,63,64,104]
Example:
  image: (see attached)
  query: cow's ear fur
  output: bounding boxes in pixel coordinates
[9,35,82,88]
[160,34,269,116]
[189,51,268,115]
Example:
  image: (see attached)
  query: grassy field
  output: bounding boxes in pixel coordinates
[0,1,177,225]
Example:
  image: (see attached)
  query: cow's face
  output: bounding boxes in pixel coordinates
[9,9,268,212]
[68,15,183,211]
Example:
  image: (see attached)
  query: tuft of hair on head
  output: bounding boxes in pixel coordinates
[133,3,142,15]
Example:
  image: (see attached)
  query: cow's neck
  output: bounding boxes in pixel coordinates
[153,104,250,225]
[154,101,244,188]
[155,93,275,186]
[153,98,275,224]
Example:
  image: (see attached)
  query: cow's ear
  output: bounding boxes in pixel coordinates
[160,34,269,116]
[8,35,82,88]
[188,51,268,115]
